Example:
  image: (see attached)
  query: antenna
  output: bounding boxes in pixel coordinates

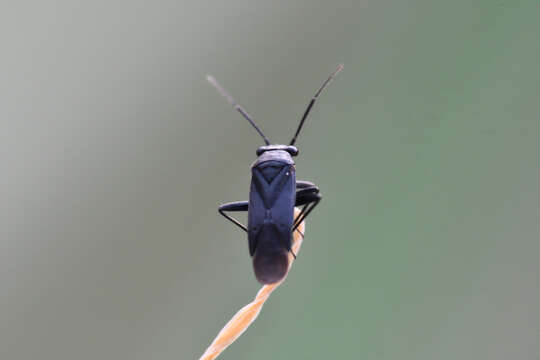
[207,75,271,145]
[289,64,343,146]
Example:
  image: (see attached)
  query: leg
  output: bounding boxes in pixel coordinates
[293,187,322,231]
[295,186,319,223]
[218,201,248,232]
[296,180,316,189]
[294,186,318,225]
[293,193,321,231]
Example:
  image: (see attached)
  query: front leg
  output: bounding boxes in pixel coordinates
[296,180,316,189]
[218,201,249,232]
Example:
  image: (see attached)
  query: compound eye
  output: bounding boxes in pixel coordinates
[286,146,299,156]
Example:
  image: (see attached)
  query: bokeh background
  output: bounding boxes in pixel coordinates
[2,1,540,359]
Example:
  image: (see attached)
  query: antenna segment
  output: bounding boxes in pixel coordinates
[289,64,343,146]
[207,75,271,145]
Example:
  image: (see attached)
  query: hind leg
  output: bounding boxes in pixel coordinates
[218,201,248,232]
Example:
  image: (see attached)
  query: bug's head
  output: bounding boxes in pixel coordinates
[256,145,298,157]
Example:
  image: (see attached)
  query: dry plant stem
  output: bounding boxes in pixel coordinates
[199,209,306,360]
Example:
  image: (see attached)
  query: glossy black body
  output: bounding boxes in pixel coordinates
[248,149,296,284]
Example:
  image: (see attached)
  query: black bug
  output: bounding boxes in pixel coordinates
[207,65,343,284]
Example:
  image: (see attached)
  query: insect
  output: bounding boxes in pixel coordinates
[207,65,343,284]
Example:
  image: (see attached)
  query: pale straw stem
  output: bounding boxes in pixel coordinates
[199,209,306,360]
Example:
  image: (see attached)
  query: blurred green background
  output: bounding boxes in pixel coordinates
[2,1,539,359]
